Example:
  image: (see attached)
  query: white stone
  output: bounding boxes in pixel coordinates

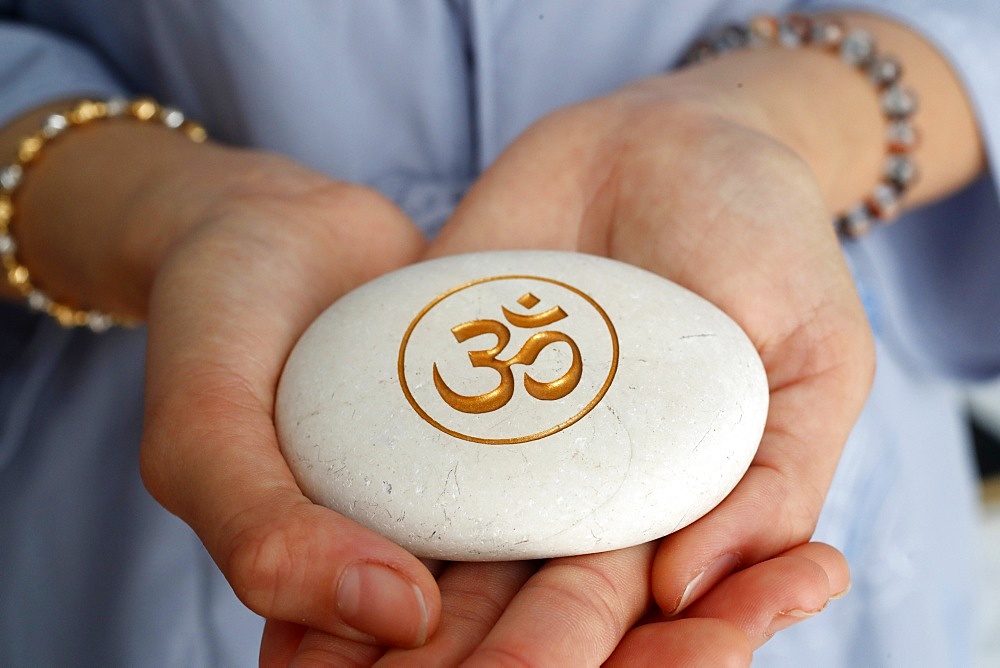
[276,251,768,560]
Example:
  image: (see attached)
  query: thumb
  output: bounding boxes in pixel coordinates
[428,105,619,259]
[140,186,439,647]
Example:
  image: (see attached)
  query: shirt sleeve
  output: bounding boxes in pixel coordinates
[0,10,126,127]
[800,0,1000,380]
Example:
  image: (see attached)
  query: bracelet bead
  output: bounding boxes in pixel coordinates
[681,14,920,239]
[0,97,206,331]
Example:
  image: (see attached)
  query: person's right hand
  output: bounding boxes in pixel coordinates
[136,153,442,647]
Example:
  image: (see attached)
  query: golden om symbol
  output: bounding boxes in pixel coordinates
[433,292,583,414]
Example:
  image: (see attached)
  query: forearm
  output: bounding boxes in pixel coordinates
[642,11,983,217]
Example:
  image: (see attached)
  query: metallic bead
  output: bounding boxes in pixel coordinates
[749,15,779,42]
[18,134,44,162]
[882,84,917,118]
[837,204,874,238]
[778,14,812,47]
[867,183,901,220]
[130,98,159,121]
[8,264,29,287]
[1,253,16,274]
[0,196,12,225]
[105,97,129,117]
[86,312,113,333]
[161,108,186,129]
[868,55,902,88]
[885,154,918,190]
[0,164,23,192]
[886,120,918,152]
[51,304,78,327]
[810,20,844,48]
[70,100,104,124]
[185,123,209,143]
[0,233,15,256]
[27,290,51,312]
[777,23,801,47]
[840,29,875,67]
[41,113,69,139]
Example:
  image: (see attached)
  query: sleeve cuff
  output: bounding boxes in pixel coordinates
[0,21,127,127]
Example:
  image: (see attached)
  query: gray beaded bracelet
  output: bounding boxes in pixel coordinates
[0,97,206,331]
[681,14,919,238]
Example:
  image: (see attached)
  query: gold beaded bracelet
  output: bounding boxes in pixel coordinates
[681,14,919,238]
[0,97,207,331]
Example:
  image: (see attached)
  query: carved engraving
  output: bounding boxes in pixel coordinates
[398,275,618,445]
[432,293,583,413]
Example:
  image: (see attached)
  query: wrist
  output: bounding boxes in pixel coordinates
[1,102,335,320]
[626,11,981,222]
[1,105,219,317]
[652,39,885,216]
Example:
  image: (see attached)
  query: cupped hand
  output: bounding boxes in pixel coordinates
[137,155,440,648]
[413,77,869,663]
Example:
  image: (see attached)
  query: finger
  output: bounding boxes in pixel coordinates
[682,542,849,647]
[627,133,873,615]
[260,619,307,668]
[653,331,870,617]
[782,542,851,601]
[461,543,656,667]
[376,561,538,666]
[426,103,621,259]
[293,561,538,667]
[287,628,385,668]
[605,618,752,668]
[606,543,847,666]
[140,185,439,646]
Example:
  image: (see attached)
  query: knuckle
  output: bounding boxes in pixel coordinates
[530,561,636,641]
[468,647,538,668]
[138,434,169,508]
[223,516,301,615]
[442,584,508,632]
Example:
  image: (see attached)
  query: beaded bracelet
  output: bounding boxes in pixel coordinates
[0,97,207,331]
[681,14,919,238]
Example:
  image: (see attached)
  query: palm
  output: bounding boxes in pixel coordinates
[273,93,868,665]
[415,91,870,661]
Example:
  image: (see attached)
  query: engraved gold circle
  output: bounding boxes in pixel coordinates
[398,274,619,445]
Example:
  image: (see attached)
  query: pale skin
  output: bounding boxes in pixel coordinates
[0,12,983,667]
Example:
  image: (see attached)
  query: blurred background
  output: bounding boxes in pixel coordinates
[969,381,1000,667]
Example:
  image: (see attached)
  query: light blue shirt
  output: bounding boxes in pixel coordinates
[1,2,998,665]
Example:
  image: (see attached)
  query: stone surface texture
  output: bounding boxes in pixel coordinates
[276,251,768,560]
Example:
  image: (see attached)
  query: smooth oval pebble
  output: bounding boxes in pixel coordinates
[276,251,768,560]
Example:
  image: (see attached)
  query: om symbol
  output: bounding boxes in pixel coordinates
[398,274,618,445]
[433,293,583,414]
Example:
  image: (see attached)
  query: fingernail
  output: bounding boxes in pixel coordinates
[337,562,428,647]
[830,581,852,600]
[672,553,740,615]
[765,606,822,638]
